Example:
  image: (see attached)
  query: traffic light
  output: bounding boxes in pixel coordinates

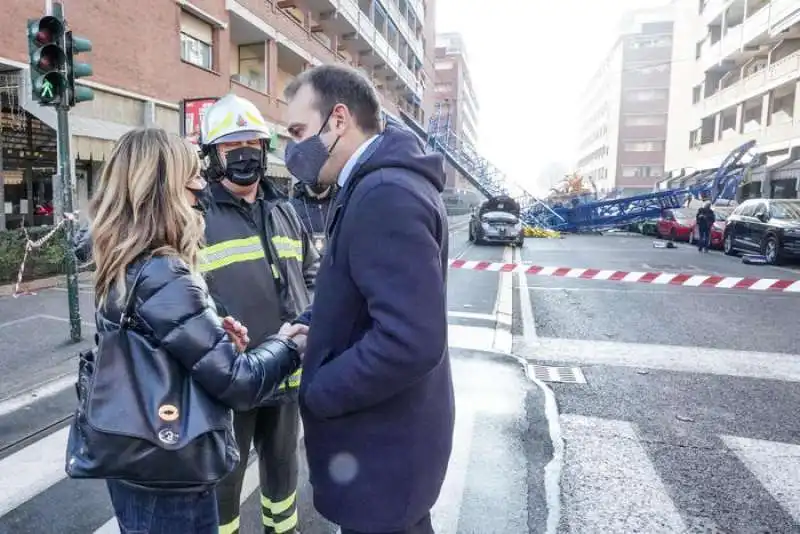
[27,15,67,105]
[66,31,94,105]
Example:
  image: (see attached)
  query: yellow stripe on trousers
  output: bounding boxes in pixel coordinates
[262,491,298,533]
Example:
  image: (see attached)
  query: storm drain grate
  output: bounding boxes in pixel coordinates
[528,365,586,384]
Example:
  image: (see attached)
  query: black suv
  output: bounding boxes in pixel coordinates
[722,198,800,264]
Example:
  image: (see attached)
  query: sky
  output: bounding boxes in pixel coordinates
[434,0,667,195]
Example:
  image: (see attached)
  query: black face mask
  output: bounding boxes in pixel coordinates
[225,146,263,186]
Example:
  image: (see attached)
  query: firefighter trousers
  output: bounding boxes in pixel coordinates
[217,401,299,534]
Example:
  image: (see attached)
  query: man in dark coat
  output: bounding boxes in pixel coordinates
[282,64,454,534]
[289,181,337,255]
[695,200,716,252]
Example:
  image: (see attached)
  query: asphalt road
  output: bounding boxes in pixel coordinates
[514,232,800,533]
[0,223,553,534]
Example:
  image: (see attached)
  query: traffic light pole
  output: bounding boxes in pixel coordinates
[56,103,81,342]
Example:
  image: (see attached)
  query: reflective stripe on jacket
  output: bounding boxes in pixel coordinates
[200,181,319,403]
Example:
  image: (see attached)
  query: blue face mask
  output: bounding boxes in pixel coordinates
[285,111,340,186]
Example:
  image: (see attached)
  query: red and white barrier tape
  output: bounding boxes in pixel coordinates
[448,259,800,293]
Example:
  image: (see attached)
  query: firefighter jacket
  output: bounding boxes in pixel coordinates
[200,180,319,404]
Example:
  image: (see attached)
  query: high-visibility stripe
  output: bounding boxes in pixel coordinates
[219,516,240,534]
[262,491,298,533]
[271,236,303,261]
[199,236,265,273]
[207,112,234,143]
[278,368,302,390]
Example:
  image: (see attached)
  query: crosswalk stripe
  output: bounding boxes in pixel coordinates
[0,427,69,518]
[721,435,800,525]
[559,414,688,533]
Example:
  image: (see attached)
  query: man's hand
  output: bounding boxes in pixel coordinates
[222,316,249,352]
[278,322,309,355]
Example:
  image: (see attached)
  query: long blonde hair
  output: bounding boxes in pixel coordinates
[89,128,205,307]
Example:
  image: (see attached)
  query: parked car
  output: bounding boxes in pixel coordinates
[469,195,525,247]
[689,206,733,249]
[656,208,696,241]
[723,199,800,264]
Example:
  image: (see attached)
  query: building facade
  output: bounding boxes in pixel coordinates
[666,0,800,200]
[432,32,480,202]
[576,5,676,196]
[0,0,437,229]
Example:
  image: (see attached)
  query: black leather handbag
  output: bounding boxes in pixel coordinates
[65,261,239,486]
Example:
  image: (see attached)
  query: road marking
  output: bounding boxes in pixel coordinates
[515,248,561,534]
[526,286,797,297]
[0,374,75,418]
[721,435,800,524]
[431,398,477,534]
[491,246,513,354]
[559,415,687,533]
[38,314,96,329]
[0,315,42,330]
[447,311,511,327]
[520,338,800,382]
[0,426,69,519]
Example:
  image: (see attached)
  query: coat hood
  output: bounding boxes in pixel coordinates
[353,119,445,193]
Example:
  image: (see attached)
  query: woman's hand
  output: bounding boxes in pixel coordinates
[222,316,249,352]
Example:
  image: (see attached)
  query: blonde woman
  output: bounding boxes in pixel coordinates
[75,128,302,533]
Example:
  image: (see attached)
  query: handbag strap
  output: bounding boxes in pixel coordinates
[119,257,151,329]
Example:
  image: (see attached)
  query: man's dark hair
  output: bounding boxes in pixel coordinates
[284,65,382,135]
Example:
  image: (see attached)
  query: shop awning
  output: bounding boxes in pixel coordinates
[772,158,800,181]
[73,136,117,162]
[71,116,135,161]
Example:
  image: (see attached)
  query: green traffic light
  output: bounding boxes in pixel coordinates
[34,72,66,104]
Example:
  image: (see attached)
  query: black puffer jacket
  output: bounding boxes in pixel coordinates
[98,254,301,412]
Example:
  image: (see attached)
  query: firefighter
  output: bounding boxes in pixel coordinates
[289,181,337,255]
[199,93,319,534]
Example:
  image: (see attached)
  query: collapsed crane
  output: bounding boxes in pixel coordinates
[394,107,758,233]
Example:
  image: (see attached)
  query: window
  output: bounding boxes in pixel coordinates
[435,61,454,70]
[180,11,213,70]
[435,83,452,93]
[630,37,672,48]
[621,165,664,177]
[632,63,669,75]
[626,89,668,101]
[624,115,666,126]
[623,141,664,151]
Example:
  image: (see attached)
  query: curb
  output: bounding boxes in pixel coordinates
[0,271,92,298]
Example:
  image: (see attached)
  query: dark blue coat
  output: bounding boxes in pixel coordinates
[296,122,454,532]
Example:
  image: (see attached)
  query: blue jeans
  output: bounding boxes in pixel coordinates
[107,480,219,534]
[697,226,711,250]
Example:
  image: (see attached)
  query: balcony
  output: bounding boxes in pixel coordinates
[374,0,424,60]
[698,50,800,116]
[304,0,423,98]
[770,0,800,36]
[701,4,774,71]
[701,0,728,26]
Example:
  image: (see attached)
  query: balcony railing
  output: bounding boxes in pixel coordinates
[334,0,422,97]
[694,118,800,157]
[375,0,423,61]
[697,50,800,116]
[701,0,727,26]
[700,5,771,70]
[770,0,800,36]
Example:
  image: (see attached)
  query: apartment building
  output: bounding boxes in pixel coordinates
[0,0,437,229]
[575,5,676,196]
[667,0,800,200]
[432,32,480,200]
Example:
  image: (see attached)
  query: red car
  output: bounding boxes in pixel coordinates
[689,207,733,249]
[657,208,696,241]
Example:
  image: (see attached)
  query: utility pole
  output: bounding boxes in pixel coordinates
[27,1,94,342]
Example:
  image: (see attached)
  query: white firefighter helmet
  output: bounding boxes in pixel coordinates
[200,93,272,146]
